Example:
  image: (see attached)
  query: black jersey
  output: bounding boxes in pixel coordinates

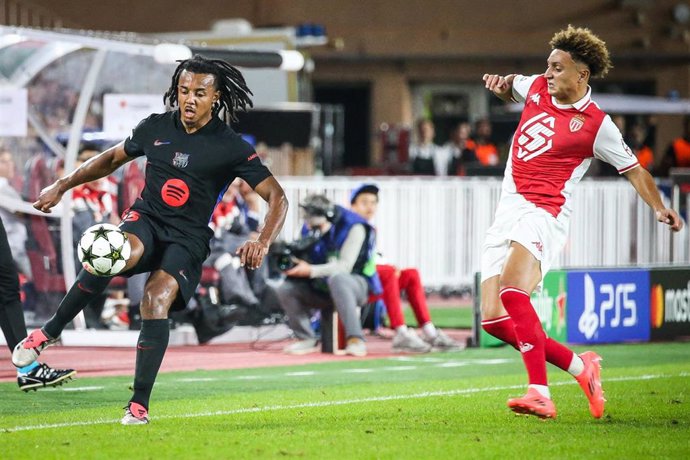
[123,110,271,254]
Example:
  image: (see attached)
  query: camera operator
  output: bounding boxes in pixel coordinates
[271,194,381,357]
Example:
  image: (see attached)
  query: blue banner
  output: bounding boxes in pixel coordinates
[567,270,650,344]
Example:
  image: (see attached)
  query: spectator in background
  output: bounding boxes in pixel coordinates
[445,122,478,175]
[473,118,500,166]
[68,144,121,329]
[627,121,655,171]
[0,149,32,282]
[350,184,463,352]
[71,143,120,235]
[409,119,450,176]
[658,116,690,177]
[207,178,274,313]
[272,194,378,357]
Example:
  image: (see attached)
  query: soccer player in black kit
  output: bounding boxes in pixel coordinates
[13,55,289,425]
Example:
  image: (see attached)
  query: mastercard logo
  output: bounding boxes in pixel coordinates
[161,179,189,207]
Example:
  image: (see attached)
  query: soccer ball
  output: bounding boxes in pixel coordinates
[77,223,131,276]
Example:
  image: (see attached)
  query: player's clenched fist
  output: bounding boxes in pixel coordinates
[483,74,516,101]
[236,240,269,270]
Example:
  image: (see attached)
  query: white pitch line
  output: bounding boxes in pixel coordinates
[285,371,316,377]
[437,362,470,368]
[3,372,686,433]
[177,378,217,383]
[61,386,104,392]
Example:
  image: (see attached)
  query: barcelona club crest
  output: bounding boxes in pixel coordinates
[569,114,585,133]
[172,152,189,168]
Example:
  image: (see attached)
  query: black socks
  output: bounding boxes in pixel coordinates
[130,319,170,410]
[43,271,111,338]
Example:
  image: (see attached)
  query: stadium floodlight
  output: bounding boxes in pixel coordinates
[278,50,305,71]
[153,43,193,63]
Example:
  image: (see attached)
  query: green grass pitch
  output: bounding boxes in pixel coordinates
[1,342,688,459]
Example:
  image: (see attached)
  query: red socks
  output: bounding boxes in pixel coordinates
[482,314,575,372]
[498,287,547,386]
[483,286,577,379]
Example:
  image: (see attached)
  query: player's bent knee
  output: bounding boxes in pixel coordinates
[140,273,178,319]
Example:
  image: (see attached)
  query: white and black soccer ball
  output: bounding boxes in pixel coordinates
[77,223,131,276]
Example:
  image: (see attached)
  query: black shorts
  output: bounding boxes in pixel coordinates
[119,211,205,312]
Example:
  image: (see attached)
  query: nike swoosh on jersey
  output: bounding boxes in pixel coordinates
[154,140,171,146]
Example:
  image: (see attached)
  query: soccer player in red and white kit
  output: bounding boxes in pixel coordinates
[481,25,683,419]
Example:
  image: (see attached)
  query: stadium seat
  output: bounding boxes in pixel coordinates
[24,155,66,294]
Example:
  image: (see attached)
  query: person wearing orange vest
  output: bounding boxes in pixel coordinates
[659,117,690,176]
[473,118,500,166]
[628,122,655,171]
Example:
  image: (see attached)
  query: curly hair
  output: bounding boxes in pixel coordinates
[164,55,253,123]
[549,25,612,79]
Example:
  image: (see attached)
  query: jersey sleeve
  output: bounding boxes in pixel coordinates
[593,115,639,173]
[511,75,539,102]
[123,115,154,158]
[233,139,273,188]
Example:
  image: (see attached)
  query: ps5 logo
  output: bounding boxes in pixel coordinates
[578,274,638,339]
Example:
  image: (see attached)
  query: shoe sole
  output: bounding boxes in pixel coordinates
[121,418,149,425]
[430,345,464,352]
[19,370,77,392]
[509,403,556,419]
[283,347,319,355]
[392,347,431,354]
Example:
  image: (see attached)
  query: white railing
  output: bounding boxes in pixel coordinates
[273,176,689,288]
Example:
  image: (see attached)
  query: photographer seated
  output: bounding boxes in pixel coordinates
[272,194,381,357]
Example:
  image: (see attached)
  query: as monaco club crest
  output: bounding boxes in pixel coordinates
[569,115,585,133]
[172,152,189,168]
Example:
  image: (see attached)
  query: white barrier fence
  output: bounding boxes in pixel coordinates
[274,176,689,289]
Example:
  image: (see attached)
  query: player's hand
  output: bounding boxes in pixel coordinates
[284,259,311,278]
[656,209,684,232]
[33,181,64,214]
[236,240,269,270]
[483,73,516,100]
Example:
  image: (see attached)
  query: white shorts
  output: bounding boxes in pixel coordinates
[481,193,568,284]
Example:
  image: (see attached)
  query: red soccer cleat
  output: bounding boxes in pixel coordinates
[575,351,606,419]
[507,388,557,419]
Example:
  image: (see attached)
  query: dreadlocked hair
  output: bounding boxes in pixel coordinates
[164,54,253,122]
[550,25,612,79]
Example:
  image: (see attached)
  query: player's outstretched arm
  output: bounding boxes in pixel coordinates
[483,73,516,102]
[236,176,288,270]
[33,141,133,214]
[623,166,684,231]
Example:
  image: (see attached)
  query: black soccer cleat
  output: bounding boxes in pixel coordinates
[17,363,77,392]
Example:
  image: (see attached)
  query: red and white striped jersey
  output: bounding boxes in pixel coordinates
[505,75,639,219]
